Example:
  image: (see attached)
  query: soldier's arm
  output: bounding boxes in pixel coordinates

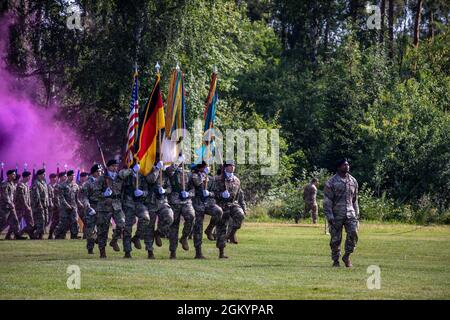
[146,167,160,184]
[32,185,43,211]
[80,183,91,208]
[323,182,335,221]
[238,189,247,214]
[59,185,72,210]
[5,184,15,210]
[118,169,132,180]
[353,180,360,219]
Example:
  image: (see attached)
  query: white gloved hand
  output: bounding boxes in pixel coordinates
[134,189,144,197]
[202,190,210,197]
[178,154,185,163]
[133,163,140,173]
[103,188,113,197]
[204,167,210,175]
[158,186,166,195]
[221,190,230,199]
[180,191,189,199]
[156,161,164,170]
[88,207,96,216]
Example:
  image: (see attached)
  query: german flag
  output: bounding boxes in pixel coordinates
[136,73,165,175]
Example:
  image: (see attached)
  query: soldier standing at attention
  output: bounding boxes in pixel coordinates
[80,165,103,254]
[54,170,83,239]
[48,172,65,239]
[31,169,50,240]
[190,162,223,259]
[0,170,26,240]
[15,171,35,239]
[164,163,195,259]
[211,161,246,259]
[323,158,359,268]
[78,172,89,239]
[296,178,319,224]
[96,159,126,258]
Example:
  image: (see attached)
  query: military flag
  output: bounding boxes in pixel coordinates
[125,67,140,168]
[0,162,4,182]
[135,71,165,176]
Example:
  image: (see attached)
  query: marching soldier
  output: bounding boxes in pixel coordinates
[211,161,246,258]
[0,170,26,240]
[48,172,65,239]
[190,162,223,259]
[31,169,49,239]
[80,165,103,254]
[78,172,89,238]
[54,170,83,239]
[165,163,195,259]
[96,159,126,258]
[323,158,359,268]
[15,171,34,238]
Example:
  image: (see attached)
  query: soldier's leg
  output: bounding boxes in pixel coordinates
[84,212,97,253]
[21,208,35,238]
[7,210,22,239]
[143,210,157,258]
[123,207,137,256]
[329,218,344,265]
[48,209,59,239]
[69,209,80,239]
[311,203,318,224]
[169,205,182,256]
[110,208,125,251]
[228,204,244,244]
[157,204,174,238]
[204,203,221,241]
[216,207,230,257]
[96,211,112,257]
[34,209,46,239]
[193,209,205,250]
[180,204,195,240]
[43,208,49,233]
[342,217,359,267]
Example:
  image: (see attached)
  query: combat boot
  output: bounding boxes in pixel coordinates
[124,252,132,259]
[342,253,353,268]
[87,248,94,254]
[179,236,189,251]
[109,239,120,252]
[147,250,155,259]
[14,233,27,240]
[227,229,238,244]
[71,234,82,240]
[195,247,206,259]
[204,223,215,241]
[99,248,107,259]
[219,247,228,259]
[5,231,12,240]
[154,231,162,247]
[131,236,142,250]
[332,260,340,267]
[170,250,177,259]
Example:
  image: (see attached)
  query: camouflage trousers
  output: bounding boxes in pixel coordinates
[329,216,359,262]
[144,202,174,252]
[84,204,98,251]
[123,202,150,253]
[169,202,195,252]
[305,202,318,223]
[17,207,34,235]
[48,207,60,237]
[216,203,245,249]
[54,207,79,239]
[192,198,222,249]
[96,209,125,251]
[0,209,19,235]
[32,207,49,238]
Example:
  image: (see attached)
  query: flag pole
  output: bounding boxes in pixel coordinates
[155,62,163,186]
[134,62,140,190]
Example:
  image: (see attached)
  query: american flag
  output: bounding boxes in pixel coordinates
[125,68,139,167]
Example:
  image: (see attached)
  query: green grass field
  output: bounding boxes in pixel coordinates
[1,222,449,300]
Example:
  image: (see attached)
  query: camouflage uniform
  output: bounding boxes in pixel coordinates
[0,181,20,236]
[122,171,151,254]
[15,181,34,236]
[54,180,82,239]
[303,183,318,223]
[31,179,50,239]
[165,168,195,253]
[80,176,102,251]
[96,170,126,252]
[48,182,60,238]
[190,171,222,250]
[143,166,174,252]
[323,174,359,263]
[47,183,54,227]
[211,174,246,249]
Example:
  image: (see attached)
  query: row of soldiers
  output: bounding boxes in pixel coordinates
[0,158,246,260]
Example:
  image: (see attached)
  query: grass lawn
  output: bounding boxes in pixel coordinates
[0,222,449,299]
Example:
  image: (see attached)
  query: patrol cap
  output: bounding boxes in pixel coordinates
[22,171,31,178]
[36,168,45,175]
[90,164,100,174]
[67,170,75,177]
[58,171,67,178]
[107,159,119,167]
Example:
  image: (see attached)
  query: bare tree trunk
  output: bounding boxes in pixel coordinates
[428,5,434,40]
[388,0,394,58]
[380,0,386,44]
[413,0,424,47]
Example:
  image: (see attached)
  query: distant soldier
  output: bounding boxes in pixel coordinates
[31,169,50,239]
[323,158,359,268]
[48,172,65,239]
[47,173,56,229]
[78,172,89,238]
[96,159,126,258]
[15,171,35,238]
[164,163,195,259]
[296,178,319,224]
[190,162,223,259]
[54,170,83,239]
[80,165,103,254]
[211,161,246,258]
[0,170,26,240]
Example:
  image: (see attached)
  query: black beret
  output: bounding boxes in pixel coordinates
[107,159,119,167]
[80,172,89,178]
[49,173,57,179]
[22,171,31,178]
[36,169,45,175]
[67,170,75,176]
[90,164,100,174]
[58,171,67,178]
[336,158,349,168]
[7,169,16,175]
